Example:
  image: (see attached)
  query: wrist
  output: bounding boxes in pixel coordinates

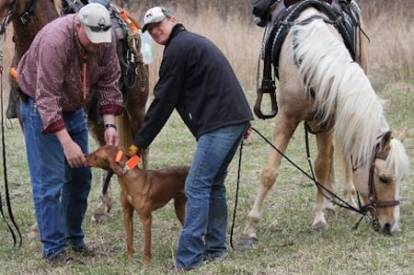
[55,128,72,145]
[127,144,139,157]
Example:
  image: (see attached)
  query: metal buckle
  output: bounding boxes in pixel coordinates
[20,11,30,25]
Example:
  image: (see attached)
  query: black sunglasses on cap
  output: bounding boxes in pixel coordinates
[87,24,111,32]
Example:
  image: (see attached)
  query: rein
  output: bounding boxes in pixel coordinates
[0,49,22,246]
[304,126,399,229]
[230,126,400,243]
[0,0,38,34]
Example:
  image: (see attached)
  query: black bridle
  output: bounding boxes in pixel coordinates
[0,0,38,34]
[353,142,400,231]
[254,126,399,229]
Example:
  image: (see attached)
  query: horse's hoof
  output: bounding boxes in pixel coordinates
[92,205,109,223]
[238,236,258,250]
[312,221,329,231]
[98,195,113,213]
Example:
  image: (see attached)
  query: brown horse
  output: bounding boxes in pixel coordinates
[0,0,149,230]
[241,2,410,247]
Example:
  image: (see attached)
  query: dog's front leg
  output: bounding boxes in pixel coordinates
[121,195,135,260]
[139,213,152,265]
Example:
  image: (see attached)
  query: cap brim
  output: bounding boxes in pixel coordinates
[142,18,165,32]
[84,27,112,44]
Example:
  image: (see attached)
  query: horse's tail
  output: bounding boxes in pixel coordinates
[291,10,386,165]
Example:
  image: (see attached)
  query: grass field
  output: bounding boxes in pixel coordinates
[0,2,413,274]
[0,84,412,274]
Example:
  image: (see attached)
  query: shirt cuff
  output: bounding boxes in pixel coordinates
[42,119,65,134]
[100,104,124,116]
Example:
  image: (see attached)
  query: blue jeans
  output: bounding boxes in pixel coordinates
[176,122,249,269]
[20,98,91,258]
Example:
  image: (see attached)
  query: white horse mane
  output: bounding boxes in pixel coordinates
[291,8,388,166]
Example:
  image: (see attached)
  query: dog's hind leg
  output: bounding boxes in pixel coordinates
[174,192,187,226]
[121,195,135,260]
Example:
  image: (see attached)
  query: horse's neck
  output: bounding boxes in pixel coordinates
[12,0,59,59]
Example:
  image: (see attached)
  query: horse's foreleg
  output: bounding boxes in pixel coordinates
[124,65,150,169]
[312,131,335,230]
[241,115,299,245]
[88,118,114,222]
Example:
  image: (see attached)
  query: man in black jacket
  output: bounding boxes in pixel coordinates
[129,6,253,270]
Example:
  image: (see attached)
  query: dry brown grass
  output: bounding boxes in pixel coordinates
[361,2,414,85]
[137,6,262,93]
[129,1,414,93]
[1,2,412,97]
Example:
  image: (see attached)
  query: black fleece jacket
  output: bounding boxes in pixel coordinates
[134,24,253,148]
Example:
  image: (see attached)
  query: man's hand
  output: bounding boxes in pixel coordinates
[244,127,252,140]
[127,144,139,157]
[56,129,87,168]
[61,139,87,168]
[105,126,119,146]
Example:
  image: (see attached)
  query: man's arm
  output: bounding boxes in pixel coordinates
[35,42,65,134]
[95,38,124,145]
[34,41,87,167]
[133,50,186,149]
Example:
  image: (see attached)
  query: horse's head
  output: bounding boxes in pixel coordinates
[353,131,410,234]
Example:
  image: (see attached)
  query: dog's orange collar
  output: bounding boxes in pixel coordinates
[115,150,141,175]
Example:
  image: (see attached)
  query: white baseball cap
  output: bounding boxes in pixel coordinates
[142,6,173,32]
[78,3,112,44]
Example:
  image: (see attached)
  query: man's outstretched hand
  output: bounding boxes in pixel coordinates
[127,144,139,157]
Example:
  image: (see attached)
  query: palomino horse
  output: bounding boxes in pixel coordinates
[241,3,410,245]
[0,0,149,230]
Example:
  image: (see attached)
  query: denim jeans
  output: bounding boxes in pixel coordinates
[176,122,249,269]
[20,98,91,258]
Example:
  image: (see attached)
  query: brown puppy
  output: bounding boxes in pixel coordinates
[86,145,188,264]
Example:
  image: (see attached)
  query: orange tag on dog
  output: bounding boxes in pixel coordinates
[126,155,141,170]
[115,150,123,163]
[10,67,18,80]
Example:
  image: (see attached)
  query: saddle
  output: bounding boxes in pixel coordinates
[254,0,362,119]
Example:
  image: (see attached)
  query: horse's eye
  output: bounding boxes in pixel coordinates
[379,175,392,184]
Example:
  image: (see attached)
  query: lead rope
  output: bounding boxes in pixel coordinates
[251,127,369,217]
[304,124,317,181]
[230,139,244,250]
[303,125,370,229]
[0,49,22,246]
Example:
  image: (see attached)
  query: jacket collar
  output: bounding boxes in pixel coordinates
[166,24,186,46]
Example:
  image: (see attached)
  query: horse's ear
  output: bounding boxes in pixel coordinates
[380,131,392,151]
